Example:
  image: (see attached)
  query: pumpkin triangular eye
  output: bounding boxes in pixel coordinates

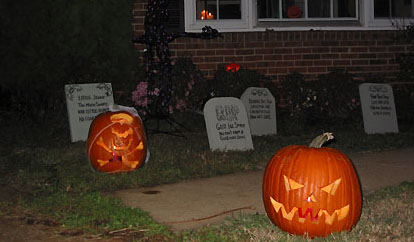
[283,175,304,191]
[321,178,342,195]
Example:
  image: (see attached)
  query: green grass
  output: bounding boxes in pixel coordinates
[1,114,414,241]
[15,181,414,241]
[5,121,413,193]
[179,182,414,242]
[24,192,170,235]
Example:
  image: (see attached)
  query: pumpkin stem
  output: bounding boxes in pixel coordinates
[308,132,334,148]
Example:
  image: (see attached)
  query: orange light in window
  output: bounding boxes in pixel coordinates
[200,10,214,20]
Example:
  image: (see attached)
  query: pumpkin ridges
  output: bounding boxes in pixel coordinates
[87,110,148,173]
[263,145,291,230]
[262,134,362,237]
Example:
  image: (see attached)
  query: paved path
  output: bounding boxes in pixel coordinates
[115,147,414,231]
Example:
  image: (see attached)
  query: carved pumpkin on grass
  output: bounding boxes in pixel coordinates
[262,133,362,237]
[87,110,148,173]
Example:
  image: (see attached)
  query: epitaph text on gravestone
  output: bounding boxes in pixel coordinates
[359,83,398,134]
[204,97,253,151]
[241,87,277,136]
[65,83,114,142]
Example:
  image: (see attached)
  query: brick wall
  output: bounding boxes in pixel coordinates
[132,1,412,82]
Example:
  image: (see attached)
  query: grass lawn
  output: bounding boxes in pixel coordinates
[1,113,413,241]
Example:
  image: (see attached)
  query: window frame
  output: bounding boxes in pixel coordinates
[183,0,414,32]
[366,0,414,28]
[184,0,250,32]
[256,0,359,22]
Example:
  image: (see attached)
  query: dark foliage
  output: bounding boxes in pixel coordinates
[394,23,414,122]
[211,66,271,98]
[276,70,362,131]
[0,0,141,121]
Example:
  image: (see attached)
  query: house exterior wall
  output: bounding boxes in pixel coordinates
[132,1,412,81]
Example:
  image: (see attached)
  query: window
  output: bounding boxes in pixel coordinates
[184,0,248,31]
[183,0,414,32]
[374,0,413,18]
[257,0,357,21]
[196,0,241,20]
[367,0,414,28]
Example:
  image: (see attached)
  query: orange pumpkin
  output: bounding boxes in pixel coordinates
[262,133,362,237]
[87,110,148,173]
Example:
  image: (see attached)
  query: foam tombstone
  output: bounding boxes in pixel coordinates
[262,133,362,237]
[87,105,149,173]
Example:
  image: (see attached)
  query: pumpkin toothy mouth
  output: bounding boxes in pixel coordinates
[270,197,349,225]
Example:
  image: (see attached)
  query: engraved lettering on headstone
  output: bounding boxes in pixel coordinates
[204,97,253,151]
[240,87,277,136]
[359,83,398,134]
[65,83,114,142]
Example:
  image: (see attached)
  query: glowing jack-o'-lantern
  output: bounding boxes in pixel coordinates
[200,10,214,20]
[262,133,362,237]
[87,110,148,173]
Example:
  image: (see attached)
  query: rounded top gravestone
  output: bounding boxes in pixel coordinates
[359,83,398,134]
[203,97,254,151]
[240,87,277,136]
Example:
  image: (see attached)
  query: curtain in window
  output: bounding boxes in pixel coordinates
[308,0,330,18]
[374,0,412,18]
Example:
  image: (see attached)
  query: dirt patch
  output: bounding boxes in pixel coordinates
[0,189,156,242]
[0,184,172,242]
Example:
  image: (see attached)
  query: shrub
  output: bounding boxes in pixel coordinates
[393,23,414,123]
[0,0,140,121]
[210,66,271,98]
[132,60,272,118]
[132,57,208,116]
[316,69,361,121]
[277,72,320,125]
[278,69,361,128]
[396,53,414,82]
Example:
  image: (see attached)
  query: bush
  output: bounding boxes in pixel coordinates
[210,66,271,98]
[316,69,361,120]
[0,0,140,121]
[393,23,414,123]
[396,53,414,82]
[132,61,272,118]
[132,57,208,117]
[277,69,362,129]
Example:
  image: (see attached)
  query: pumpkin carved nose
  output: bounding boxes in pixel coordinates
[306,194,317,202]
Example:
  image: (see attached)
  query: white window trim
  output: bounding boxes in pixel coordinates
[256,0,359,22]
[184,0,250,32]
[184,0,414,32]
[364,0,414,29]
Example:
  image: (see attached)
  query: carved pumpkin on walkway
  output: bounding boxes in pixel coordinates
[262,133,362,237]
[87,110,148,173]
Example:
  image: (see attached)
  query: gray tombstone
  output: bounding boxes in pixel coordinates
[240,87,277,136]
[204,97,254,151]
[65,83,114,142]
[359,83,398,134]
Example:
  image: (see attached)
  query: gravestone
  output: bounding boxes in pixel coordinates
[240,87,277,136]
[65,83,114,142]
[359,83,398,134]
[204,97,254,151]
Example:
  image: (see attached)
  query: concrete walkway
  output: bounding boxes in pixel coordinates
[114,147,414,231]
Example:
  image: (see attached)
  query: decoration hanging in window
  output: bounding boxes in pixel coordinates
[200,9,214,20]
